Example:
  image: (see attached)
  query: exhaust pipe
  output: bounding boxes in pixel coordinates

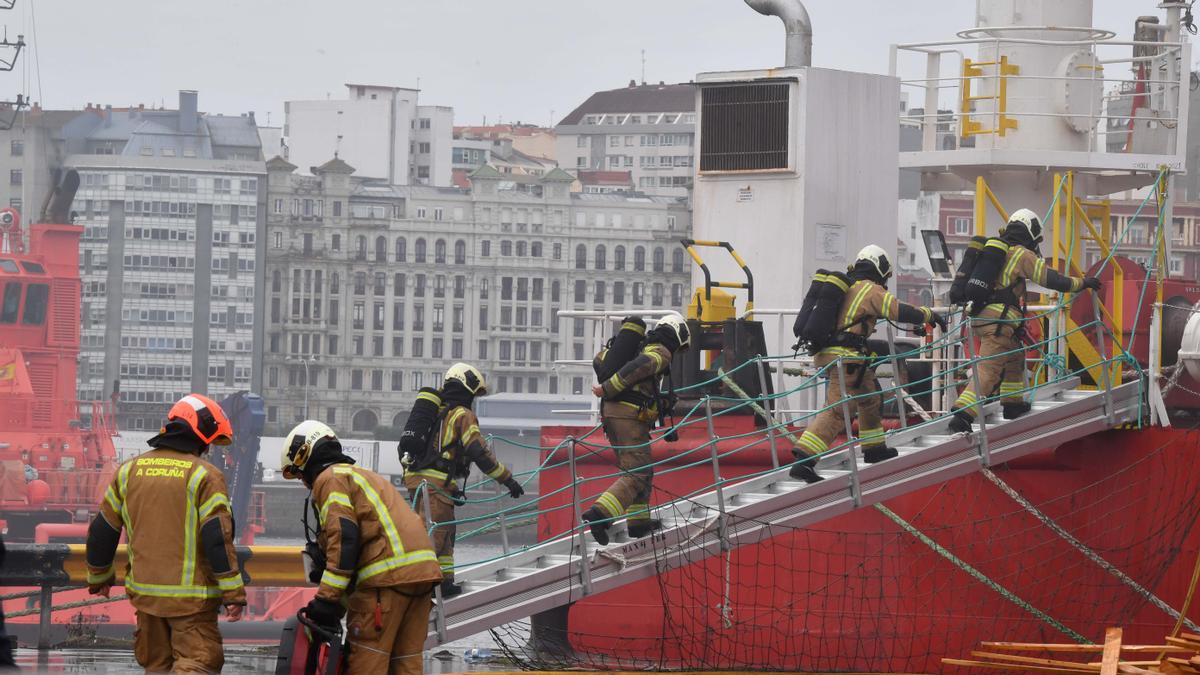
[744,0,812,68]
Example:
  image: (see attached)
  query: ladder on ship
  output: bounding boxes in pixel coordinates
[425,376,1143,647]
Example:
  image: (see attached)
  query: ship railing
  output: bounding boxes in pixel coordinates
[889,33,1190,159]
[410,292,1137,636]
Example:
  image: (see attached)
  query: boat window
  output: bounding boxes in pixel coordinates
[0,282,19,323]
[22,283,48,325]
[19,261,44,274]
[0,259,16,273]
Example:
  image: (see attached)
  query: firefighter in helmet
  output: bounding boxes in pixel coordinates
[282,420,442,675]
[581,312,690,546]
[793,246,946,472]
[403,363,523,598]
[86,394,245,674]
[947,208,1101,433]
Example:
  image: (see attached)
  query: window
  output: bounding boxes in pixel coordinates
[613,281,625,304]
[653,247,665,272]
[634,246,646,271]
[10,140,22,156]
[433,207,443,221]
[355,236,367,260]
[371,370,383,391]
[21,282,48,324]
[594,280,605,304]
[595,245,606,270]
[0,282,20,323]
[454,240,466,264]
[331,234,341,251]
[575,244,587,270]
[953,217,972,235]
[435,239,447,263]
[394,273,406,296]
[375,236,387,262]
[273,231,282,249]
[501,240,513,257]
[351,370,363,390]
[415,274,426,298]
[531,242,542,258]
[1170,255,1185,275]
[553,243,562,260]
[9,170,21,186]
[415,238,427,263]
[481,240,491,257]
[333,201,342,217]
[391,371,404,391]
[574,280,586,303]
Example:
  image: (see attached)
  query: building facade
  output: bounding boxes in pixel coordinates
[261,159,691,436]
[554,82,696,198]
[65,92,267,431]
[284,84,453,186]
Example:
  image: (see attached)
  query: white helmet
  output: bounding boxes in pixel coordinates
[854,244,893,282]
[655,312,691,350]
[1006,208,1044,244]
[445,362,487,396]
[281,420,338,480]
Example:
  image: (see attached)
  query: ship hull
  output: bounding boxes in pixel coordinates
[536,422,1200,672]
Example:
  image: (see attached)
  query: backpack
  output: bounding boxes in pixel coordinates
[792,269,851,354]
[594,317,646,381]
[398,387,443,469]
[949,236,988,305]
[963,238,1011,314]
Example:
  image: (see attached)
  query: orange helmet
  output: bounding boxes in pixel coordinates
[165,394,234,446]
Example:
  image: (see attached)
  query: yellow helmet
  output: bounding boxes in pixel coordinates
[281,420,337,480]
[444,362,487,396]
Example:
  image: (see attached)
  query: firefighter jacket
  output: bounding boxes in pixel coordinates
[596,342,672,421]
[978,243,1083,321]
[818,279,932,360]
[85,448,246,617]
[310,464,442,603]
[406,406,512,490]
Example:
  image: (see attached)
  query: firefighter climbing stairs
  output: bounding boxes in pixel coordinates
[425,377,1143,647]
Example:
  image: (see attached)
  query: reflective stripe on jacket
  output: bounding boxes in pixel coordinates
[311,465,442,602]
[87,449,245,617]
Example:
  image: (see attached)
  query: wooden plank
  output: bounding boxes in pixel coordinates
[970,650,1101,671]
[1101,627,1124,675]
[943,658,1095,673]
[981,642,1188,653]
[1166,636,1200,651]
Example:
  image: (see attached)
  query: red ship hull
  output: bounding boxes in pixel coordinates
[537,421,1200,672]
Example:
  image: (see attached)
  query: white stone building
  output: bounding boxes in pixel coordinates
[285,84,453,187]
[555,82,696,198]
[262,158,692,436]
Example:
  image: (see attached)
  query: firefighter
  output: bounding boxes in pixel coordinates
[948,209,1101,432]
[86,394,245,674]
[403,363,523,598]
[581,312,691,547]
[794,246,946,469]
[282,421,443,675]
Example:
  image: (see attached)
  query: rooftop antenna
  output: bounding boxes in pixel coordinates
[641,49,646,85]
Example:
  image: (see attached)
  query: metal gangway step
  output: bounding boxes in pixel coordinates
[425,377,1142,647]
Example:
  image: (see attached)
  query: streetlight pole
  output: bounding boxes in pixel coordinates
[300,357,310,419]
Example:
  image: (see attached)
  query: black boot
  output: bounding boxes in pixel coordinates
[948,410,974,434]
[581,507,611,546]
[627,519,663,538]
[1002,401,1031,420]
[0,634,13,670]
[439,579,463,598]
[788,461,824,484]
[862,446,898,464]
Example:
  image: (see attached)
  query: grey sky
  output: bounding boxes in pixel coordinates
[13,1,1176,127]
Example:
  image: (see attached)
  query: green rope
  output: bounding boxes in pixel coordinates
[873,503,1092,645]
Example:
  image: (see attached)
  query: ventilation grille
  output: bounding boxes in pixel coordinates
[47,279,80,347]
[699,82,790,172]
[28,362,55,427]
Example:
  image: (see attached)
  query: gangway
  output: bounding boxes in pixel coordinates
[426,376,1143,647]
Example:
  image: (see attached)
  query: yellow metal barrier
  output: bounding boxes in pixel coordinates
[961,55,1020,139]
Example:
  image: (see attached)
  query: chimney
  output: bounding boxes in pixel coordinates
[629,79,637,88]
[104,104,113,127]
[179,90,199,134]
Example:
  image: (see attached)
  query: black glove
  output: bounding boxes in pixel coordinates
[302,596,345,630]
[503,477,525,499]
[1082,277,1102,292]
[928,311,948,332]
[450,490,467,507]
